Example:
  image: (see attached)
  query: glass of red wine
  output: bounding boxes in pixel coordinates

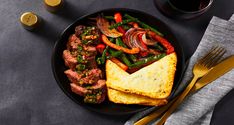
[154,0,213,19]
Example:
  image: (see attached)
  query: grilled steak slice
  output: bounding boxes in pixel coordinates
[79,69,103,85]
[83,80,106,103]
[86,56,98,69]
[70,80,107,103]
[64,69,82,84]
[84,89,106,104]
[75,25,86,37]
[67,34,82,50]
[63,50,77,70]
[91,80,106,89]
[65,68,103,85]
[70,83,88,96]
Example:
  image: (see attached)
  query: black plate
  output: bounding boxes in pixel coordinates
[52,8,185,115]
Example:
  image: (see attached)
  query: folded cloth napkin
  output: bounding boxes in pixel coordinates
[125,15,234,125]
[230,14,234,22]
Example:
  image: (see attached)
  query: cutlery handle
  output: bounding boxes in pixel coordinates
[156,76,199,125]
[134,98,177,125]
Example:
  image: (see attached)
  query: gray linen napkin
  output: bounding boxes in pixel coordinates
[230,14,234,22]
[125,16,234,125]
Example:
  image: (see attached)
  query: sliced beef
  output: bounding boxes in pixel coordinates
[67,34,82,50]
[64,69,82,84]
[70,80,107,104]
[84,89,106,104]
[64,25,107,104]
[70,83,88,96]
[92,80,106,89]
[83,80,106,103]
[79,69,103,85]
[85,46,96,52]
[63,50,77,70]
[75,25,86,37]
[65,68,103,85]
[96,88,106,103]
[86,56,97,69]
[82,45,97,57]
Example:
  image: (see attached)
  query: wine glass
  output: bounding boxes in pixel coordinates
[154,0,213,19]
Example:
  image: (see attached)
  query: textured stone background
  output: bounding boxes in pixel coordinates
[0,0,233,125]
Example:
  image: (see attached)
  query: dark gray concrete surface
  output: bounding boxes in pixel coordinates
[0,0,233,125]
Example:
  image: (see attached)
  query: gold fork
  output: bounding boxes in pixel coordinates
[155,46,226,125]
[134,46,226,125]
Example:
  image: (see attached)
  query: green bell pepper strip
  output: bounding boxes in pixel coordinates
[121,53,132,66]
[124,14,163,36]
[115,38,132,66]
[109,19,137,29]
[122,25,132,30]
[96,46,109,65]
[116,38,137,62]
[129,53,166,68]
[104,16,114,20]
[153,43,165,51]
[109,49,123,57]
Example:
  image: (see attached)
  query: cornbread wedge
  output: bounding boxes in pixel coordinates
[107,88,167,106]
[106,53,177,99]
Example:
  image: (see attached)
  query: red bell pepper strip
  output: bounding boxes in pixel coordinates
[114,13,126,34]
[148,31,174,54]
[117,27,126,34]
[114,13,122,22]
[96,44,106,53]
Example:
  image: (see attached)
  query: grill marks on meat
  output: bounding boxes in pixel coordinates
[63,25,106,104]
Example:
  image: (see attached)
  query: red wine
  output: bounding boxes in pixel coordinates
[169,0,210,12]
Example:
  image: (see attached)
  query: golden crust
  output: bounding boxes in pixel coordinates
[107,88,168,106]
[106,53,177,99]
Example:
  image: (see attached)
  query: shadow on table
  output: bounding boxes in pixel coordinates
[28,1,87,45]
[30,20,59,43]
[55,1,85,22]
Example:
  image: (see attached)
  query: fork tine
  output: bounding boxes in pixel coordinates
[202,47,221,66]
[206,48,226,68]
[199,46,219,65]
[201,46,226,68]
[204,47,223,66]
[198,46,218,64]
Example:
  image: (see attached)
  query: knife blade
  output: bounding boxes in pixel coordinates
[134,55,234,125]
[192,55,234,92]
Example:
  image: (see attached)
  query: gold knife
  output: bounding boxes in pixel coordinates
[134,55,234,125]
[193,55,234,91]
